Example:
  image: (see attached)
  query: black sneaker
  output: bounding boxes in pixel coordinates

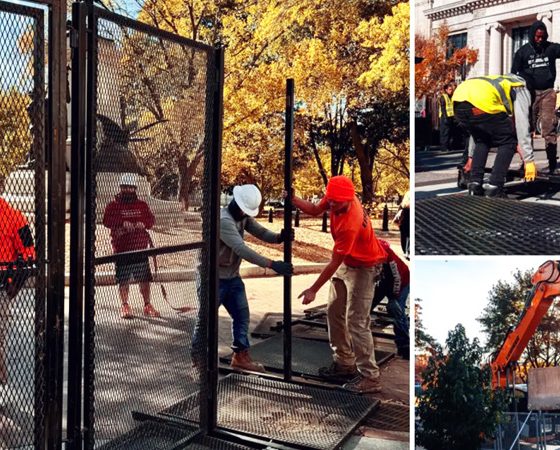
[318,362,358,380]
[483,184,507,198]
[467,182,484,196]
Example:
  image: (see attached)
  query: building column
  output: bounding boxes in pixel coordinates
[487,23,505,75]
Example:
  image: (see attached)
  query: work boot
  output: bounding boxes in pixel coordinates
[143,303,161,318]
[546,143,558,174]
[318,361,358,380]
[342,375,382,394]
[230,350,265,373]
[483,184,507,198]
[467,182,484,196]
[121,303,133,319]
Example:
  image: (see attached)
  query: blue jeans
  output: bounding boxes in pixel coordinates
[192,276,250,354]
[387,285,409,352]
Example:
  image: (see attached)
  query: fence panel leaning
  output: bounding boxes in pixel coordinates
[77,5,220,447]
[0,1,47,448]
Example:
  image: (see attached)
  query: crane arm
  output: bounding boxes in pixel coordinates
[491,261,560,389]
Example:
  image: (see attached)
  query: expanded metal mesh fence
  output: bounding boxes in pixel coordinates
[84,7,217,447]
[416,196,560,255]
[0,1,46,448]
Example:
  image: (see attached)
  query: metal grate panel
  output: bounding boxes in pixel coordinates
[163,374,379,450]
[219,336,394,381]
[0,1,46,448]
[416,196,560,255]
[364,402,409,432]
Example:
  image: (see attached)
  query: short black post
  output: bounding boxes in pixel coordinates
[321,211,328,232]
[268,208,273,223]
[294,208,300,227]
[382,204,389,231]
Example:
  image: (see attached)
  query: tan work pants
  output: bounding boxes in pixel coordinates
[327,263,381,380]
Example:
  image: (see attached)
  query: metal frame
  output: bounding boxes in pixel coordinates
[283,79,294,381]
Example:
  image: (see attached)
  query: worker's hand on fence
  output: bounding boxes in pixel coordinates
[463,157,472,173]
[270,260,293,276]
[298,288,316,305]
[524,161,536,182]
[277,228,295,243]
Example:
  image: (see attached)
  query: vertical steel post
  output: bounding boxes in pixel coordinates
[205,46,224,434]
[32,7,46,449]
[283,79,294,381]
[83,1,97,447]
[67,3,87,449]
[46,0,68,447]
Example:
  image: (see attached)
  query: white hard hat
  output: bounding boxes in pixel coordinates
[233,184,261,217]
[120,172,138,187]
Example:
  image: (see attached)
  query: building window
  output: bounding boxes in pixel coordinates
[447,32,467,59]
[512,26,530,59]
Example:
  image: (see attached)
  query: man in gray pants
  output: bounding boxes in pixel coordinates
[193,184,293,372]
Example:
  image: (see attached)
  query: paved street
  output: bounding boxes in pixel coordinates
[415,137,560,204]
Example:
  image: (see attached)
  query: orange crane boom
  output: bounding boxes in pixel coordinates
[491,260,560,388]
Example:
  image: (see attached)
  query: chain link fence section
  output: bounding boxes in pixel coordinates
[0,1,46,448]
[84,7,217,447]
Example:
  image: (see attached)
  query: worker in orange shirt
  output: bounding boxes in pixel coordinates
[290,176,387,394]
[0,198,36,386]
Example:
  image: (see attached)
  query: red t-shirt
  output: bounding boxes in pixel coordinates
[102,195,155,253]
[320,197,387,267]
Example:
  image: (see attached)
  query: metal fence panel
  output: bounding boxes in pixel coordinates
[0,1,46,448]
[81,6,218,447]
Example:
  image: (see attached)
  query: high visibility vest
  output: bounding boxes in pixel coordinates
[439,93,454,118]
[452,75,525,115]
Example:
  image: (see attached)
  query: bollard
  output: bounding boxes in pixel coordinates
[295,208,300,227]
[268,208,273,223]
[382,204,389,231]
[321,211,328,232]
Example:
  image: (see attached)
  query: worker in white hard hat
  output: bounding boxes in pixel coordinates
[102,172,160,319]
[192,184,294,372]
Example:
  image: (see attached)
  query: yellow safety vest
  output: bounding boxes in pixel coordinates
[439,93,454,118]
[452,75,525,115]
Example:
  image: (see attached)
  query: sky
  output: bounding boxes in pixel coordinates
[414,257,551,347]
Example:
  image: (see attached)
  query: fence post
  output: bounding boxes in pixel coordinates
[382,204,389,231]
[268,208,273,223]
[295,208,300,227]
[322,211,328,232]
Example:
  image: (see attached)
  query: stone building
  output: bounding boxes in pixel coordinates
[416,0,560,80]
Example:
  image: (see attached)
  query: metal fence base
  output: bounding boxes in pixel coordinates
[416,196,560,255]
[219,336,394,382]
[161,374,379,450]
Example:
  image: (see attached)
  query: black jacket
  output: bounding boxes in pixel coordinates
[511,21,560,91]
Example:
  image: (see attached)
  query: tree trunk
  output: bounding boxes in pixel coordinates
[178,150,204,211]
[309,124,328,187]
[350,121,375,205]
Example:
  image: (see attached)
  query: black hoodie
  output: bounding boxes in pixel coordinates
[511,20,560,91]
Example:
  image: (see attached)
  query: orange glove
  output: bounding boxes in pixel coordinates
[464,157,472,173]
[524,161,536,182]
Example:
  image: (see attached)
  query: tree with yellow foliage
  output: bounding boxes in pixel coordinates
[112,0,409,206]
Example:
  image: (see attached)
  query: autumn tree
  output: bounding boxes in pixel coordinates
[107,0,409,206]
[415,24,478,97]
[417,324,506,450]
[478,268,560,382]
[0,89,32,188]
